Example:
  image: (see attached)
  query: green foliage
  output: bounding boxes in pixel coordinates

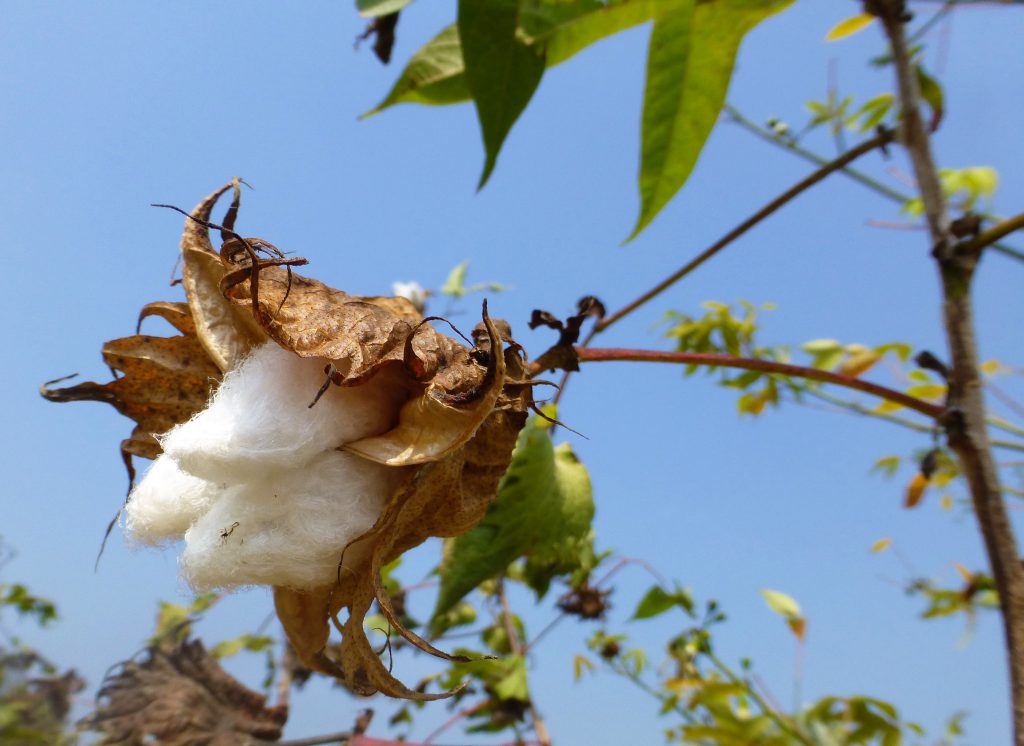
[363,25,469,115]
[903,166,998,217]
[356,0,413,17]
[587,583,951,745]
[459,0,546,187]
[632,584,695,620]
[439,261,504,299]
[0,584,57,628]
[432,417,595,627]
[632,0,793,239]
[371,0,794,235]
[441,650,533,733]
[149,593,219,645]
[0,572,77,745]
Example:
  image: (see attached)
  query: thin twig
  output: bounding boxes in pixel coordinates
[423,700,490,744]
[722,103,1024,262]
[963,212,1024,256]
[596,131,894,333]
[497,581,552,746]
[575,347,943,418]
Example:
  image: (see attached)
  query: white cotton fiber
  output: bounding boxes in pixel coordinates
[181,449,406,591]
[161,342,404,482]
[125,455,224,544]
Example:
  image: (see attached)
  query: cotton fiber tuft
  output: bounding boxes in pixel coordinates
[125,455,224,544]
[123,341,410,591]
[160,342,404,482]
[181,450,406,590]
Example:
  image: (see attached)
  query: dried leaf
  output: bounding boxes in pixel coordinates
[904,472,929,509]
[41,328,220,467]
[345,308,507,465]
[221,257,463,389]
[274,318,530,700]
[80,638,287,744]
[181,180,268,372]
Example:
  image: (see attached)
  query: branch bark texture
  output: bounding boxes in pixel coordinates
[575,347,942,418]
[871,1,1024,741]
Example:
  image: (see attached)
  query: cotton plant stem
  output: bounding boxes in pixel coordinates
[873,1,1024,741]
[575,347,943,418]
[595,131,893,333]
[497,581,553,746]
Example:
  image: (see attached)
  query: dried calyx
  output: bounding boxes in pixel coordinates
[42,179,532,700]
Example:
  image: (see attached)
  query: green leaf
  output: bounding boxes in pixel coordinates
[459,0,546,188]
[432,418,594,627]
[761,588,801,619]
[357,0,413,17]
[441,261,470,297]
[493,655,530,701]
[367,1,661,116]
[632,584,695,620]
[825,13,874,42]
[521,0,662,66]
[362,25,471,117]
[630,0,793,240]
[915,64,944,130]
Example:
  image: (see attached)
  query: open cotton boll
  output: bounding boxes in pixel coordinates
[161,342,405,483]
[125,454,225,544]
[181,449,406,591]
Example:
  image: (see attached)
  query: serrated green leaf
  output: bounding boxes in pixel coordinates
[357,0,413,17]
[761,588,801,619]
[630,0,793,240]
[362,25,470,117]
[459,0,546,188]
[432,419,594,627]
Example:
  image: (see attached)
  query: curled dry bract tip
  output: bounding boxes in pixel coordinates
[43,179,531,701]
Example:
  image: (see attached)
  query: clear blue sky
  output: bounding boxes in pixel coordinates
[3,1,1023,743]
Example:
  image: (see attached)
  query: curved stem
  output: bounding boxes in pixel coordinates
[576,347,943,418]
[595,131,894,334]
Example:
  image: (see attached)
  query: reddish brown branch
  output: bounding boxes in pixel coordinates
[575,347,943,418]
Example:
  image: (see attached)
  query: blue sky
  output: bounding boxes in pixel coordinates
[3,1,1023,743]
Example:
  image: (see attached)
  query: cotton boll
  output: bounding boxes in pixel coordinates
[181,449,406,591]
[161,342,406,482]
[125,455,225,544]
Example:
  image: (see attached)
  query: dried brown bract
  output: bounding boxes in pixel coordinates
[80,638,287,745]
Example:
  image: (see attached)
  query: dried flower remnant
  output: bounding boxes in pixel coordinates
[43,180,531,700]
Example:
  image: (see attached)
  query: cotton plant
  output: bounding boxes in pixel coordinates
[44,180,531,700]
